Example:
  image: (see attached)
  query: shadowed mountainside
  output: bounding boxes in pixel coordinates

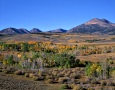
[68,18,115,34]
[47,28,67,33]
[0,28,30,35]
[1,18,115,35]
[30,28,42,33]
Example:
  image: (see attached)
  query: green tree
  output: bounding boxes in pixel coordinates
[85,63,102,78]
[7,55,15,65]
[53,53,76,68]
[21,43,29,52]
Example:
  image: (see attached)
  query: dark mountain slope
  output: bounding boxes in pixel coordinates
[0,28,30,34]
[68,18,115,34]
[48,28,67,33]
[30,28,42,33]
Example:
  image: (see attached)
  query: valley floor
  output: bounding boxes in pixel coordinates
[0,73,59,90]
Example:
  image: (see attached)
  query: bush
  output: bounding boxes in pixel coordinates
[90,78,99,84]
[29,73,35,78]
[46,75,54,79]
[70,73,80,79]
[87,88,94,90]
[101,81,107,86]
[112,70,115,82]
[0,69,2,72]
[15,70,25,75]
[45,79,54,84]
[25,73,29,77]
[60,84,70,89]
[38,70,47,76]
[71,84,76,89]
[72,85,82,90]
[32,76,39,81]
[52,71,58,76]
[57,73,64,77]
[7,55,15,65]
[106,81,114,86]
[2,69,10,74]
[37,76,44,80]
[58,77,68,84]
[85,77,92,83]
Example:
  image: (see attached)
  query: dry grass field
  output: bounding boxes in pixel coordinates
[0,33,115,90]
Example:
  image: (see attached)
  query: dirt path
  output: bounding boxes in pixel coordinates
[0,73,50,90]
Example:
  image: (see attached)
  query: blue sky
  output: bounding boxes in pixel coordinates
[0,0,115,31]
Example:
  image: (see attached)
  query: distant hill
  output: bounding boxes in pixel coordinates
[0,28,30,35]
[30,28,42,33]
[68,18,115,34]
[47,28,67,33]
[1,18,115,35]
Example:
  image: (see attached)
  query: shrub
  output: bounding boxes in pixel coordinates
[85,63,102,78]
[106,81,114,86]
[0,69,2,72]
[71,84,76,89]
[7,55,15,65]
[46,75,54,79]
[3,60,8,65]
[38,70,47,76]
[45,79,54,84]
[90,78,98,84]
[60,84,70,89]
[108,87,115,90]
[25,73,29,77]
[32,76,39,81]
[70,73,80,79]
[97,86,104,90]
[2,69,10,74]
[85,77,92,83]
[65,70,72,77]
[87,88,94,90]
[2,67,16,74]
[72,85,82,90]
[29,73,35,78]
[38,76,44,80]
[58,77,68,84]
[64,73,71,77]
[75,81,80,84]
[57,73,64,77]
[14,70,25,75]
[111,70,115,82]
[52,71,58,76]
[101,80,107,86]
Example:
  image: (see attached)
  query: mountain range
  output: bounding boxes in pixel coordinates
[0,18,115,35]
[0,28,30,34]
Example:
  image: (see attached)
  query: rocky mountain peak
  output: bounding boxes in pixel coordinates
[48,28,67,33]
[68,18,115,34]
[30,28,42,33]
[84,18,112,27]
